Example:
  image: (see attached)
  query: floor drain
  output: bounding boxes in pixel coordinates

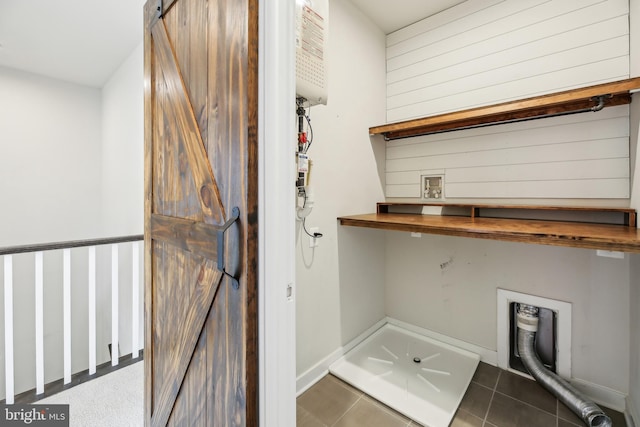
[329,324,480,427]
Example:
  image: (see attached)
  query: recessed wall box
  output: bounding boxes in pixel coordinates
[421,175,444,200]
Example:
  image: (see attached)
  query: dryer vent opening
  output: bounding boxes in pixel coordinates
[496,289,572,380]
[509,302,556,375]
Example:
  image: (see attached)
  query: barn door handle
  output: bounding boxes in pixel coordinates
[217,207,241,289]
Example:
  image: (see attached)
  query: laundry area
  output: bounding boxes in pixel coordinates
[293,0,640,426]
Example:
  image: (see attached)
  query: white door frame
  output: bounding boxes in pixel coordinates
[258,0,297,425]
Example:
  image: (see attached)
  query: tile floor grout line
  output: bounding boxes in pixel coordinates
[300,368,626,427]
[361,394,414,426]
[482,370,501,427]
[492,389,558,418]
[330,394,363,427]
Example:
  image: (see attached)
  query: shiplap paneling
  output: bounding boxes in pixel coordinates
[386,108,628,159]
[388,57,629,122]
[445,179,629,199]
[386,138,628,172]
[386,0,630,122]
[384,106,630,199]
[386,0,504,48]
[387,40,628,114]
[445,159,629,183]
[387,15,629,95]
[387,0,618,71]
[383,0,630,200]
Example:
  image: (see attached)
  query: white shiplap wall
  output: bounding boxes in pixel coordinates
[384,0,631,200]
[387,0,630,122]
[386,106,630,198]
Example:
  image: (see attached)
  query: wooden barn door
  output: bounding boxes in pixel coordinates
[143,0,258,425]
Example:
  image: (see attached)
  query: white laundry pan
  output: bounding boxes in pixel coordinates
[330,323,479,427]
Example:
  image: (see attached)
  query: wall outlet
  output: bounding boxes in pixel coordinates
[310,227,319,248]
[596,250,625,259]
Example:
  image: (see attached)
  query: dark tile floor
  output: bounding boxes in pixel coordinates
[297,362,628,427]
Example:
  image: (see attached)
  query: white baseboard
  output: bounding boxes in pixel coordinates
[385,317,498,365]
[570,377,627,413]
[296,318,387,396]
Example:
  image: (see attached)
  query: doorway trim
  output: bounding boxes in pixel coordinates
[258,0,297,425]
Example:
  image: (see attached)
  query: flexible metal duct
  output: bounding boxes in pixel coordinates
[516,304,612,427]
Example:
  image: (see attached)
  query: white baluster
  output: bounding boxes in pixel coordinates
[132,241,140,359]
[111,244,119,366]
[88,246,96,375]
[63,249,71,384]
[35,251,44,395]
[4,255,14,404]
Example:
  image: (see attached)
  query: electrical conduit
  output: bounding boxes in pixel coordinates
[516,304,612,427]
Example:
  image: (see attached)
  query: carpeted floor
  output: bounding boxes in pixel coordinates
[37,361,143,427]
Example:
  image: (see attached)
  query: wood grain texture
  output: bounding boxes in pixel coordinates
[377,202,637,215]
[151,252,223,427]
[371,78,640,139]
[339,213,640,253]
[150,213,220,260]
[145,0,258,424]
[152,20,225,224]
[204,0,259,424]
[245,0,260,422]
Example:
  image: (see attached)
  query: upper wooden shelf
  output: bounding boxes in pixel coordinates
[338,203,640,253]
[370,77,640,140]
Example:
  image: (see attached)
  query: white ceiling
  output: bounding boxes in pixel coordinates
[0,0,144,88]
[349,0,467,34]
[0,0,463,88]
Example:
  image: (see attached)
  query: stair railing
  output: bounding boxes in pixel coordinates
[0,234,144,403]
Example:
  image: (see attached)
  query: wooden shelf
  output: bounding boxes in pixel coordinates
[370,77,640,140]
[338,204,640,253]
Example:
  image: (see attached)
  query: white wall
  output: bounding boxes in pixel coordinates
[295,0,387,378]
[100,43,145,358]
[631,251,640,422]
[631,0,640,78]
[386,106,630,201]
[0,67,105,398]
[627,0,640,414]
[384,0,631,202]
[380,0,637,407]
[0,66,103,247]
[101,42,144,237]
[386,0,630,122]
[0,48,144,399]
[386,234,630,394]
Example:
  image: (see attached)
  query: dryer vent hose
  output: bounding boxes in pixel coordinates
[516,304,612,427]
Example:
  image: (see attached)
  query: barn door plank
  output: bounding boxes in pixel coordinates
[151,20,225,225]
[150,261,223,427]
[150,214,220,260]
[145,0,258,424]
